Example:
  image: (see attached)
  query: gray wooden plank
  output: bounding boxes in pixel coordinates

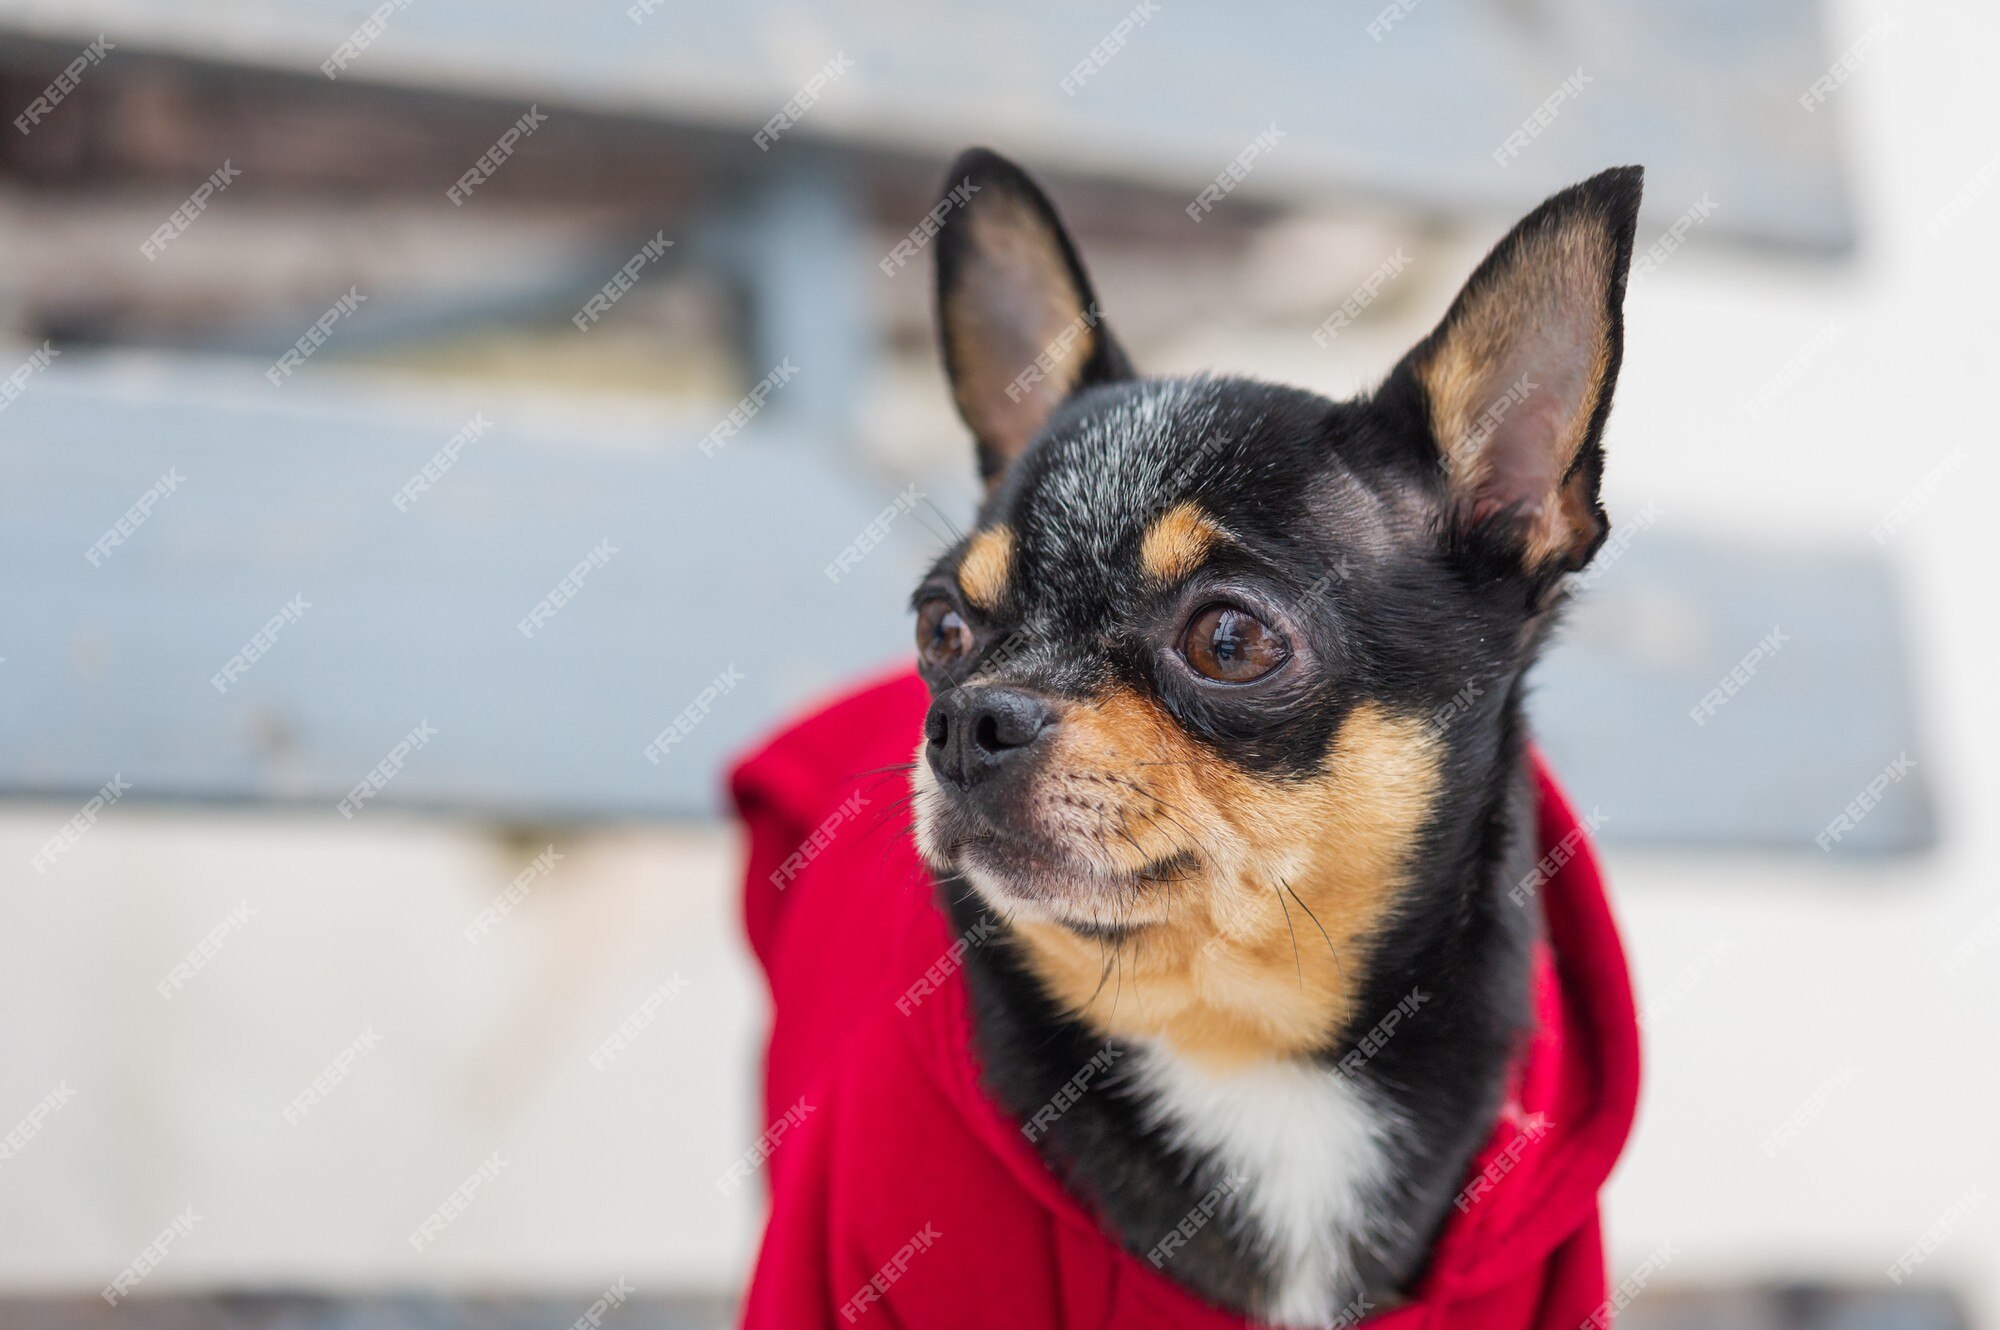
[0,0,1853,250]
[1,356,953,822]
[1531,526,1934,856]
[2,359,1930,853]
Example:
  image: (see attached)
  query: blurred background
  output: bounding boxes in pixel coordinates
[0,0,1992,1326]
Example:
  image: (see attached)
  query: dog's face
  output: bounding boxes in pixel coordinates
[911,149,1640,1066]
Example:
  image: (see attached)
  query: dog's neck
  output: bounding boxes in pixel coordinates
[941,707,1540,1325]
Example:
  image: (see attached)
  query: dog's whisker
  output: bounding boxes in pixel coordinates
[920,497,967,547]
[1278,874,1342,978]
[1268,876,1305,988]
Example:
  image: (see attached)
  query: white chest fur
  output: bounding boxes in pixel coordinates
[1129,1042,1399,1327]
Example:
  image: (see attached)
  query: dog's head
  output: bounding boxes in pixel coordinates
[910,148,1640,1065]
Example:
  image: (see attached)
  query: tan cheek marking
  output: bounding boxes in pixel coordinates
[1138,501,1225,585]
[956,525,1013,611]
[1009,691,1440,1071]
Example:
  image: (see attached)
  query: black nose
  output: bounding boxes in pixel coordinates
[925,686,1057,790]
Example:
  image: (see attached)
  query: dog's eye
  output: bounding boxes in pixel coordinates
[1181,604,1287,683]
[916,598,975,668]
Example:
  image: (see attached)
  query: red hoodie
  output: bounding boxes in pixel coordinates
[728,670,1640,1330]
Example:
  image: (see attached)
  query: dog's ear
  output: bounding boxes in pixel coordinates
[1387,166,1643,575]
[935,147,1134,489]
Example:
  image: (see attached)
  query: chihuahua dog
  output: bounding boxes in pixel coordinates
[904,149,1640,1326]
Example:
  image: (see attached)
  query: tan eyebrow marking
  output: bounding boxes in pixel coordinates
[957,525,1014,610]
[1139,501,1228,584]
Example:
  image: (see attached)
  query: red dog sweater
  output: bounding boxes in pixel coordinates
[729,669,1640,1329]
